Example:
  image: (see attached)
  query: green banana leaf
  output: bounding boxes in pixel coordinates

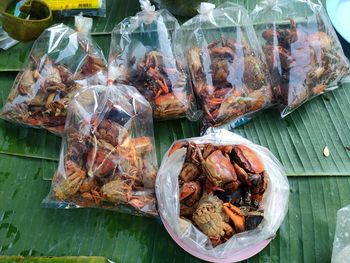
[0,154,349,262]
[0,73,60,161]
[1,0,350,262]
[0,256,111,263]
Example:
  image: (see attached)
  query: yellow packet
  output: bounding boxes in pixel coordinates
[43,0,100,10]
[42,0,106,17]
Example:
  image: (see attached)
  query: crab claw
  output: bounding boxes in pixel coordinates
[205,178,225,193]
[209,236,222,247]
[232,145,265,174]
[223,203,246,233]
[156,78,169,94]
[80,189,102,205]
[129,195,155,210]
[129,198,146,209]
[234,163,261,188]
[234,163,248,182]
[180,181,201,201]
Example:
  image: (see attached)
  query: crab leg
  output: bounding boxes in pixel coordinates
[223,203,246,233]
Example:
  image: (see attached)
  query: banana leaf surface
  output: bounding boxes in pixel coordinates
[1,0,350,262]
[0,256,111,263]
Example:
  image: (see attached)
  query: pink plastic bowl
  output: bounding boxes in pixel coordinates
[160,214,272,263]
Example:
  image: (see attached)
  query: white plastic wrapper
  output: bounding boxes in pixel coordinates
[156,129,289,259]
[0,15,107,134]
[332,204,350,263]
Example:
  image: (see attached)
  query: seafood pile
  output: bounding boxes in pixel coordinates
[108,4,197,121]
[187,37,273,129]
[178,2,274,131]
[109,50,194,120]
[261,18,349,116]
[250,0,350,117]
[169,141,267,246]
[44,84,158,216]
[0,20,107,134]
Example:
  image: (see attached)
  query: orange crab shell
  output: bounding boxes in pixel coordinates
[233,145,265,174]
[202,150,238,190]
[132,136,153,154]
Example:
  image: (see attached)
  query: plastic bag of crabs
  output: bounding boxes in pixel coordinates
[176,3,274,132]
[0,14,107,135]
[251,0,350,117]
[332,204,350,263]
[156,129,289,262]
[108,0,199,121]
[43,84,158,216]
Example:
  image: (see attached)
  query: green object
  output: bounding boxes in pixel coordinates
[154,0,234,17]
[0,0,53,41]
[6,0,29,19]
[0,154,349,262]
[0,256,22,263]
[154,0,255,17]
[0,0,350,262]
[0,73,61,162]
[0,256,111,263]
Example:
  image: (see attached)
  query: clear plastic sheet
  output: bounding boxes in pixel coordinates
[177,3,273,132]
[332,204,350,263]
[43,84,158,216]
[156,129,289,259]
[0,15,107,134]
[251,0,350,117]
[0,26,18,50]
[108,0,199,121]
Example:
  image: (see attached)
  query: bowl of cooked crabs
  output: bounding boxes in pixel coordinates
[156,129,289,262]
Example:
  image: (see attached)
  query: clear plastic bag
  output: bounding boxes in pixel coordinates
[43,84,158,216]
[0,15,107,134]
[108,0,199,121]
[156,129,289,259]
[42,0,107,17]
[177,3,273,131]
[251,0,350,117]
[332,204,350,263]
[0,26,18,50]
